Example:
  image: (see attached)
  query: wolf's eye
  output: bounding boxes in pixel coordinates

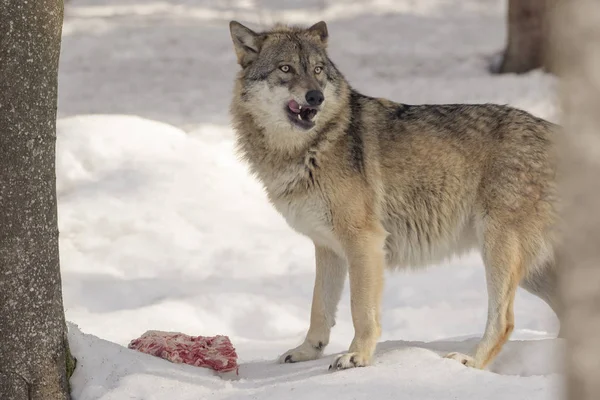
[314,66,323,74]
[279,65,291,73]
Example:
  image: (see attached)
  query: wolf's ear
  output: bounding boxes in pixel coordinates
[230,21,262,67]
[307,21,328,46]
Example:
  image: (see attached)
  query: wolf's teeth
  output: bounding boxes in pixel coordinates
[297,114,301,120]
[299,105,302,110]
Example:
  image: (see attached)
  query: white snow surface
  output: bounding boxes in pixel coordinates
[59,0,563,399]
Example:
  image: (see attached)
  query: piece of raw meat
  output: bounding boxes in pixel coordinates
[128,331,238,374]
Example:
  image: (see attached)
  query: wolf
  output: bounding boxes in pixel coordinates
[228,20,561,371]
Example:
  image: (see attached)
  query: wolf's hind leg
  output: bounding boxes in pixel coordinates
[280,245,347,363]
[520,259,562,336]
[446,227,523,368]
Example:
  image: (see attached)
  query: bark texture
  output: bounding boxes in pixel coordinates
[494,0,553,74]
[0,1,72,399]
[551,1,600,399]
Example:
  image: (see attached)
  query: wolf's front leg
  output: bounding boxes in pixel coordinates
[329,229,386,371]
[280,245,347,364]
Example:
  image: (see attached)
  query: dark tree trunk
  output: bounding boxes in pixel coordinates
[552,1,600,399]
[0,1,74,399]
[493,0,553,74]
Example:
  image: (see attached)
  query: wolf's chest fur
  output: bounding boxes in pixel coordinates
[264,164,343,254]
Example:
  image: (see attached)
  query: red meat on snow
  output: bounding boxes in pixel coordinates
[128,331,238,374]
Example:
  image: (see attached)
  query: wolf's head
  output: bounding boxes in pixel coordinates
[229,21,348,146]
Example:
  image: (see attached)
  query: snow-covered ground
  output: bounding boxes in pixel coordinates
[58,0,563,399]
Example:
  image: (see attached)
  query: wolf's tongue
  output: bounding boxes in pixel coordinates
[288,99,301,114]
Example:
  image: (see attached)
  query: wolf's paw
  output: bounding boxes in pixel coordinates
[279,340,324,364]
[444,352,477,367]
[328,352,369,371]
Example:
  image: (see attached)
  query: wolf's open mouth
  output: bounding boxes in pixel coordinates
[286,99,318,130]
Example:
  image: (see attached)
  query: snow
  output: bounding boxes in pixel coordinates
[58,0,563,399]
[68,323,562,400]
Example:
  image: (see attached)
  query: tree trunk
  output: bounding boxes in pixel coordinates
[551,1,600,399]
[493,0,553,74]
[0,1,74,399]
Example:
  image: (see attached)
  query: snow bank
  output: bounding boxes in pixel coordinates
[68,323,562,400]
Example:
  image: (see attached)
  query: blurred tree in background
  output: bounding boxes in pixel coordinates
[552,1,600,399]
[494,0,555,73]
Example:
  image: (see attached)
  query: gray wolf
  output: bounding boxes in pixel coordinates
[228,20,561,371]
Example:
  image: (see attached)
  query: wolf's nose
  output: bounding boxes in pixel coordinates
[305,90,324,106]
